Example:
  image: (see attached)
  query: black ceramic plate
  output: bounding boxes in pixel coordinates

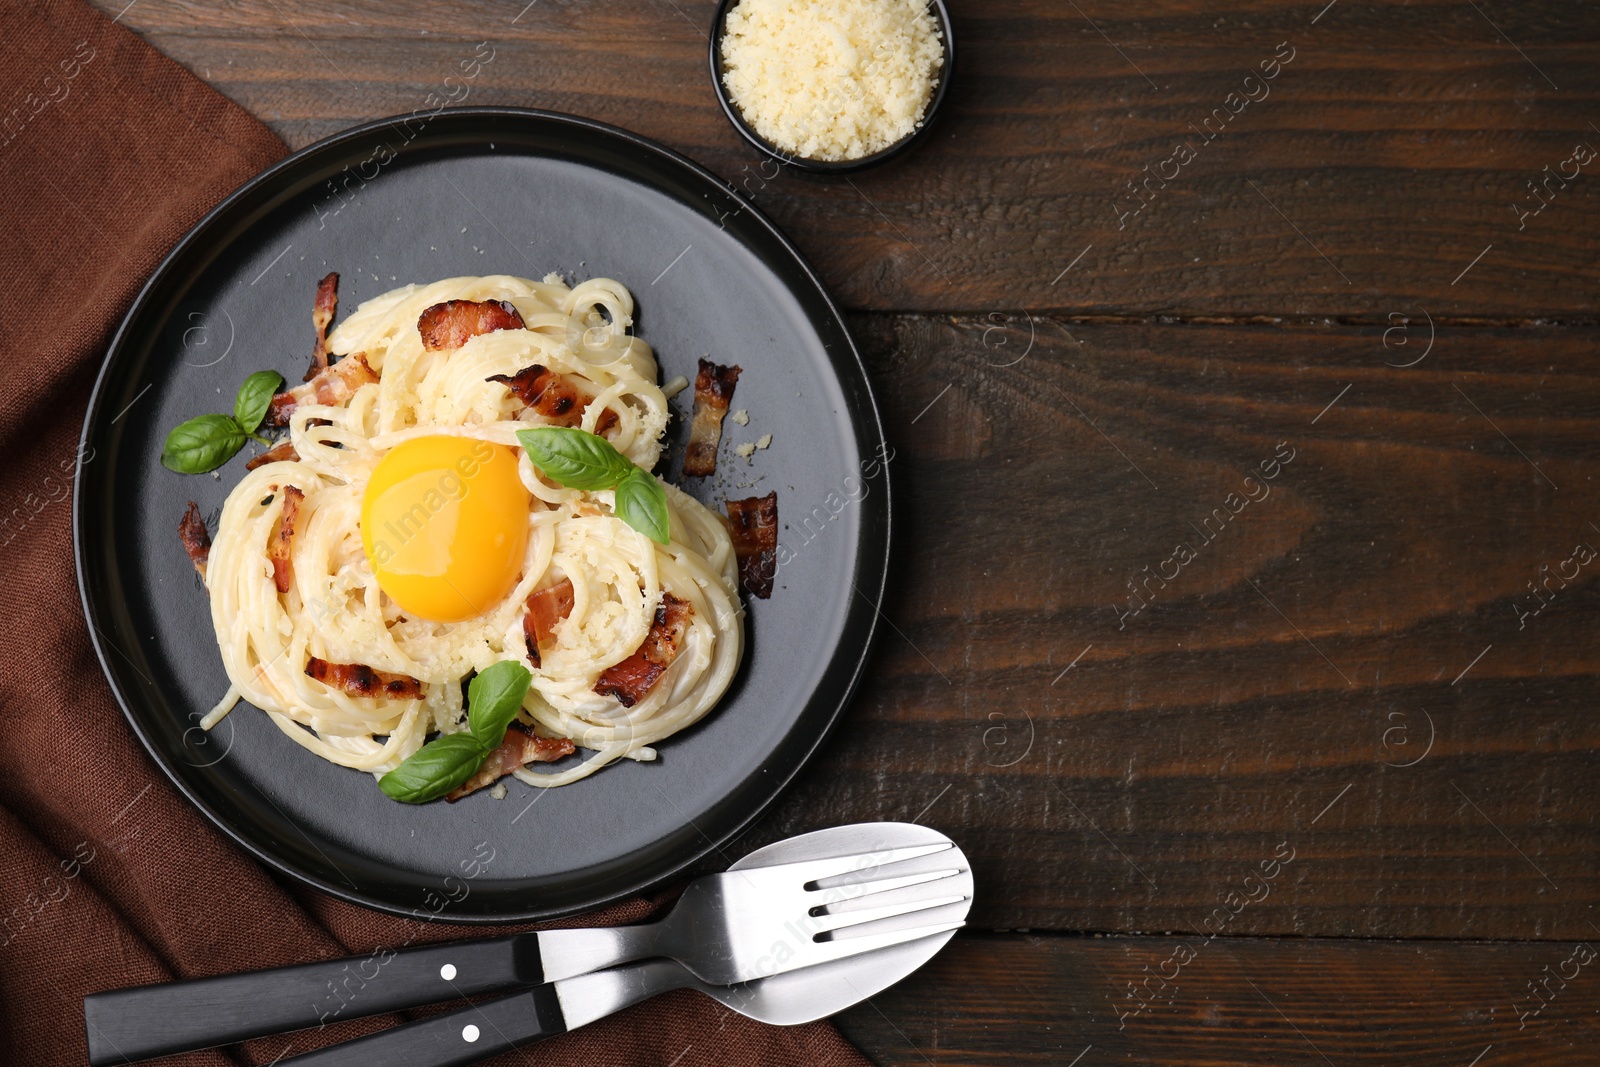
[74,108,889,922]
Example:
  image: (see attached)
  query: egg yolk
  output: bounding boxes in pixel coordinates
[360,436,530,622]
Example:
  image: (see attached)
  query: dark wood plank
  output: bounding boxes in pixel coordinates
[835,933,1600,1065]
[715,314,1600,940]
[71,7,1600,1062]
[91,0,1600,317]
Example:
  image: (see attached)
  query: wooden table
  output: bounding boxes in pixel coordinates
[99,1,1600,1062]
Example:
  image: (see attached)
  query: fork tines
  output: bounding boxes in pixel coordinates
[799,920,968,961]
[808,867,964,912]
[774,841,959,889]
[811,893,969,937]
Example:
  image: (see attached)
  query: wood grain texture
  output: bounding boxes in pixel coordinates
[718,314,1600,940]
[835,933,1600,1065]
[89,0,1600,317]
[75,5,1600,1064]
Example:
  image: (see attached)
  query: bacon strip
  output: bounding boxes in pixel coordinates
[486,364,618,433]
[305,658,424,699]
[726,492,778,599]
[268,486,304,594]
[178,502,211,581]
[245,439,300,471]
[265,352,378,427]
[522,578,575,668]
[304,272,339,380]
[683,359,741,477]
[594,593,693,707]
[445,724,575,801]
[417,299,525,351]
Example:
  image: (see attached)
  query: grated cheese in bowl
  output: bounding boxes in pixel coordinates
[719,0,946,163]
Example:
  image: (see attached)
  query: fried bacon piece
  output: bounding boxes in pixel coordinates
[417,299,525,351]
[245,440,300,471]
[304,272,340,380]
[265,352,378,427]
[178,502,211,581]
[445,724,576,801]
[305,658,424,699]
[683,359,741,477]
[488,364,581,420]
[726,492,778,599]
[594,593,693,707]
[486,364,618,433]
[267,486,304,594]
[522,578,575,668]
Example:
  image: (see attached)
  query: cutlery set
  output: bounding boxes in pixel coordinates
[84,822,971,1066]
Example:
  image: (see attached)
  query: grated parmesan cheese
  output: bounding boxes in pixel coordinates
[734,433,773,464]
[721,0,944,162]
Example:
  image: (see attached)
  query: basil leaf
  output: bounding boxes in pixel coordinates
[378,732,488,804]
[517,427,633,491]
[614,467,670,544]
[466,660,533,750]
[234,369,285,433]
[517,426,669,543]
[161,413,246,474]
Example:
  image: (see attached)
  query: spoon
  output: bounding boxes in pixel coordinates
[281,822,970,1065]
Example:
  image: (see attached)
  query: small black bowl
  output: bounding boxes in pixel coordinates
[708,0,954,174]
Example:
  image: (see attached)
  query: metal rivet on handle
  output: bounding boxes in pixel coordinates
[462,1024,480,1043]
[440,963,457,980]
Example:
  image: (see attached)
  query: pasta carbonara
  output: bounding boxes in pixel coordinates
[199,273,744,792]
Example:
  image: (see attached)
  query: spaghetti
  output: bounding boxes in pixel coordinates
[200,274,745,792]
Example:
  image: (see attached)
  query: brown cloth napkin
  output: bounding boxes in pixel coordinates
[0,3,871,1064]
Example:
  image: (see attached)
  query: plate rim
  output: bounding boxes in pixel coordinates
[72,106,892,922]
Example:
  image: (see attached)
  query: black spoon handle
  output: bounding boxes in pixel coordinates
[84,935,541,1066]
[279,986,566,1067]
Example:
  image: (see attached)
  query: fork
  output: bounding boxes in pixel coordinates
[537,841,967,983]
[84,835,970,1066]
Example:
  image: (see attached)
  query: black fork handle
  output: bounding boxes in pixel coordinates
[83,935,541,1066]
